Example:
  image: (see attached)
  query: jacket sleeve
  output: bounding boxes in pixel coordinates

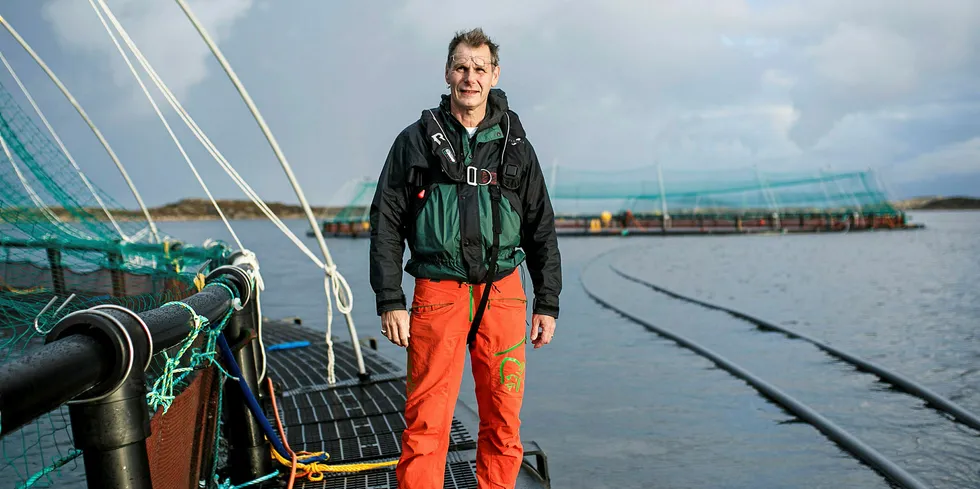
[518,139,562,318]
[369,130,413,315]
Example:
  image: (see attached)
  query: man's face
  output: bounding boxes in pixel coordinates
[445,43,499,113]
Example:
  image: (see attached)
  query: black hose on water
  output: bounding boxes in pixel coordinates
[580,263,930,489]
[610,265,980,435]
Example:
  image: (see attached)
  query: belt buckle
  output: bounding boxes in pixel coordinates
[466,166,478,186]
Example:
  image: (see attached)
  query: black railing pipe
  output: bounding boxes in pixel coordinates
[0,335,110,436]
[219,285,272,483]
[68,373,153,489]
[138,276,244,353]
[42,303,157,489]
[208,257,272,481]
[63,264,254,489]
[0,260,257,489]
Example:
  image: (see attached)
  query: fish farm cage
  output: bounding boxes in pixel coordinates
[309,165,920,238]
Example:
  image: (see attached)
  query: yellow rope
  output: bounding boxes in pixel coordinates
[269,446,397,481]
[0,276,45,294]
[263,372,398,483]
[193,272,205,292]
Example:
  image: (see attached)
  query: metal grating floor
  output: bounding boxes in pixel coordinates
[260,319,489,489]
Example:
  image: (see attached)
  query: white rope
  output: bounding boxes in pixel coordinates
[0,130,94,241]
[0,50,130,242]
[0,14,159,243]
[79,5,318,266]
[85,0,360,383]
[174,0,365,382]
[229,249,267,381]
[129,225,151,242]
[89,0,244,252]
[87,1,323,263]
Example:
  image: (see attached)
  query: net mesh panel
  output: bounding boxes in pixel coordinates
[0,75,232,488]
[541,165,899,216]
[146,367,223,489]
[328,164,900,221]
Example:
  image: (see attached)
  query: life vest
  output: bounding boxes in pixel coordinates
[406,107,529,345]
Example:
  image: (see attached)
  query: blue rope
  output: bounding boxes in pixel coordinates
[215,333,327,464]
[266,341,309,351]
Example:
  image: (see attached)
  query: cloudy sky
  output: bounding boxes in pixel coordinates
[1,0,978,209]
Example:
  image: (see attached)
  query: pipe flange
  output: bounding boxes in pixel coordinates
[206,264,252,306]
[89,304,154,372]
[45,310,135,404]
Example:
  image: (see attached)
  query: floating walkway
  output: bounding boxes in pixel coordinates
[260,318,551,489]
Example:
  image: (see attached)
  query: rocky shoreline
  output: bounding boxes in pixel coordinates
[893,196,980,211]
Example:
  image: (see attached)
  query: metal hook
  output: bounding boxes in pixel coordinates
[33,293,76,335]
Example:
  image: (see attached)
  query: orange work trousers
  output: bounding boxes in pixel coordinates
[397,269,528,489]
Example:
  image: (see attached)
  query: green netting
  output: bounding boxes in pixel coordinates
[325,164,899,226]
[0,72,233,488]
[541,164,900,216]
[322,178,373,225]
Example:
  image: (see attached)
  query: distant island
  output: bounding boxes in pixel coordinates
[120,198,350,221]
[5,196,978,223]
[892,196,980,210]
[3,198,351,223]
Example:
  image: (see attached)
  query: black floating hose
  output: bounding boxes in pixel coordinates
[581,271,929,489]
[611,265,980,435]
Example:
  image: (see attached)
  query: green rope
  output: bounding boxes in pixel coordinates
[146,281,240,414]
[15,449,82,489]
[214,470,280,489]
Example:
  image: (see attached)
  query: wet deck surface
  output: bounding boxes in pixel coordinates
[261,319,550,489]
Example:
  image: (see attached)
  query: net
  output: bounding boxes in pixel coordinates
[324,163,900,226]
[0,71,232,488]
[541,164,900,217]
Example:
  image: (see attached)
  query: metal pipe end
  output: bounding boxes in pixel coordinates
[44,309,149,404]
[207,263,253,306]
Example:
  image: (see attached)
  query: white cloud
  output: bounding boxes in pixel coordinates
[762,69,795,89]
[891,137,980,182]
[42,0,253,115]
[12,0,978,206]
[807,22,918,96]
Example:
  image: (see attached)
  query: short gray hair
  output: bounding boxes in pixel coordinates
[446,28,499,68]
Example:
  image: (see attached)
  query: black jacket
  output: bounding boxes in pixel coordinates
[369,89,561,318]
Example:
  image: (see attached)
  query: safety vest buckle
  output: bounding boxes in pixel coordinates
[466,166,497,186]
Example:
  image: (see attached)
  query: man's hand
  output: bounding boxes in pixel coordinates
[381,309,411,347]
[529,314,556,349]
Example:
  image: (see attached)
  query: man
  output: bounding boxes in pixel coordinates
[369,27,562,489]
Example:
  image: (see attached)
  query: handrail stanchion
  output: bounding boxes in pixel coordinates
[209,265,271,483]
[45,308,156,489]
[68,373,153,489]
[0,258,261,489]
